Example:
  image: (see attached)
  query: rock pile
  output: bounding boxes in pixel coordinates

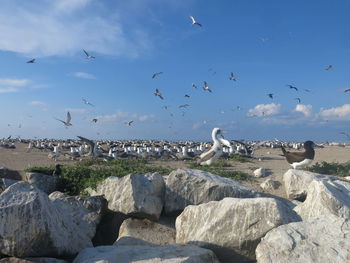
[0,168,348,262]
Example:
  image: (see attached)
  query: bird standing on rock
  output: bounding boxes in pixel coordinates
[281,141,315,169]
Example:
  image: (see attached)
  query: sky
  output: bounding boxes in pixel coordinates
[1,0,350,142]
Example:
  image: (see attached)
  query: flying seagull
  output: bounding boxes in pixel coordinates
[189,15,202,27]
[55,112,72,127]
[184,94,190,98]
[325,65,333,71]
[294,98,301,103]
[83,50,95,59]
[267,93,273,99]
[192,83,197,89]
[82,98,94,107]
[77,136,97,157]
[229,72,237,81]
[179,104,190,108]
[27,59,35,63]
[91,118,98,123]
[304,89,311,92]
[152,72,163,79]
[287,85,298,91]
[261,37,272,42]
[154,89,164,99]
[344,89,350,93]
[203,81,212,92]
[125,120,134,126]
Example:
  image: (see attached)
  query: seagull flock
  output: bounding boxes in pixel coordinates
[6,14,347,165]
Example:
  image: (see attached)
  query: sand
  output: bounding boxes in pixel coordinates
[1,142,349,199]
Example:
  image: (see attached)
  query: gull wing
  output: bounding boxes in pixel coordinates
[66,112,71,124]
[189,16,196,24]
[77,136,95,156]
[83,49,89,57]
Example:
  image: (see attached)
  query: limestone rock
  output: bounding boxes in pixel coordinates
[283,169,334,200]
[164,169,258,215]
[260,179,280,191]
[294,179,350,220]
[25,173,63,194]
[0,182,98,257]
[73,244,220,263]
[91,173,165,220]
[116,218,175,246]
[176,197,300,262]
[256,214,350,263]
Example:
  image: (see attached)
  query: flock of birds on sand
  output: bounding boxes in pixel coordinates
[5,15,349,169]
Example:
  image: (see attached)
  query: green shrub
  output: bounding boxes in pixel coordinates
[27,159,171,196]
[227,154,251,163]
[307,161,350,177]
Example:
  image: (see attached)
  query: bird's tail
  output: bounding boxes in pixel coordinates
[281,146,287,156]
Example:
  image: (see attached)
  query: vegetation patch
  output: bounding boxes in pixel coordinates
[307,161,350,177]
[26,159,171,196]
[227,154,252,163]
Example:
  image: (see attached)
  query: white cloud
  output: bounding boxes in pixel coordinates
[98,110,154,122]
[319,104,350,120]
[29,101,46,106]
[65,108,87,114]
[0,0,151,57]
[0,78,29,87]
[247,103,281,117]
[0,87,19,93]
[72,72,96,79]
[295,104,312,116]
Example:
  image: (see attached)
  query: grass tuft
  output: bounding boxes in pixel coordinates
[307,161,350,177]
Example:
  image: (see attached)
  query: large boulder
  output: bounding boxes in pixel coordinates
[164,169,258,215]
[0,178,19,194]
[116,218,175,246]
[90,173,165,220]
[73,244,220,263]
[283,169,334,200]
[294,179,350,220]
[176,197,301,263]
[256,214,350,263]
[0,182,98,257]
[0,167,21,180]
[25,173,63,194]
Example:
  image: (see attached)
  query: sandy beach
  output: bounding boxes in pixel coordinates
[1,142,349,198]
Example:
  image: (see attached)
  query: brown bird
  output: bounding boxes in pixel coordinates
[281,141,315,169]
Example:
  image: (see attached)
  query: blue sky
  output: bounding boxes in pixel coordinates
[1,0,350,142]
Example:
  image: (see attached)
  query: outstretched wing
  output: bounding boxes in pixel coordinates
[66,112,71,124]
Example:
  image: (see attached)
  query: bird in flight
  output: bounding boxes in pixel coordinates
[192,83,197,89]
[55,112,72,127]
[154,89,164,99]
[152,72,163,79]
[325,65,333,71]
[91,118,98,123]
[83,50,95,59]
[344,89,350,93]
[261,37,272,42]
[287,85,298,91]
[295,98,301,103]
[179,104,190,108]
[82,98,94,107]
[203,81,212,92]
[229,72,237,81]
[304,89,311,92]
[184,94,190,98]
[27,59,35,63]
[267,93,274,99]
[189,15,202,27]
[125,120,134,126]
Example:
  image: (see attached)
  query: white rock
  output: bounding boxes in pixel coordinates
[164,169,258,215]
[116,218,175,246]
[91,173,165,220]
[260,179,280,191]
[283,169,334,200]
[256,214,350,263]
[0,258,68,263]
[26,172,63,194]
[176,197,300,262]
[294,179,350,220]
[253,168,266,178]
[0,182,99,257]
[73,244,220,263]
